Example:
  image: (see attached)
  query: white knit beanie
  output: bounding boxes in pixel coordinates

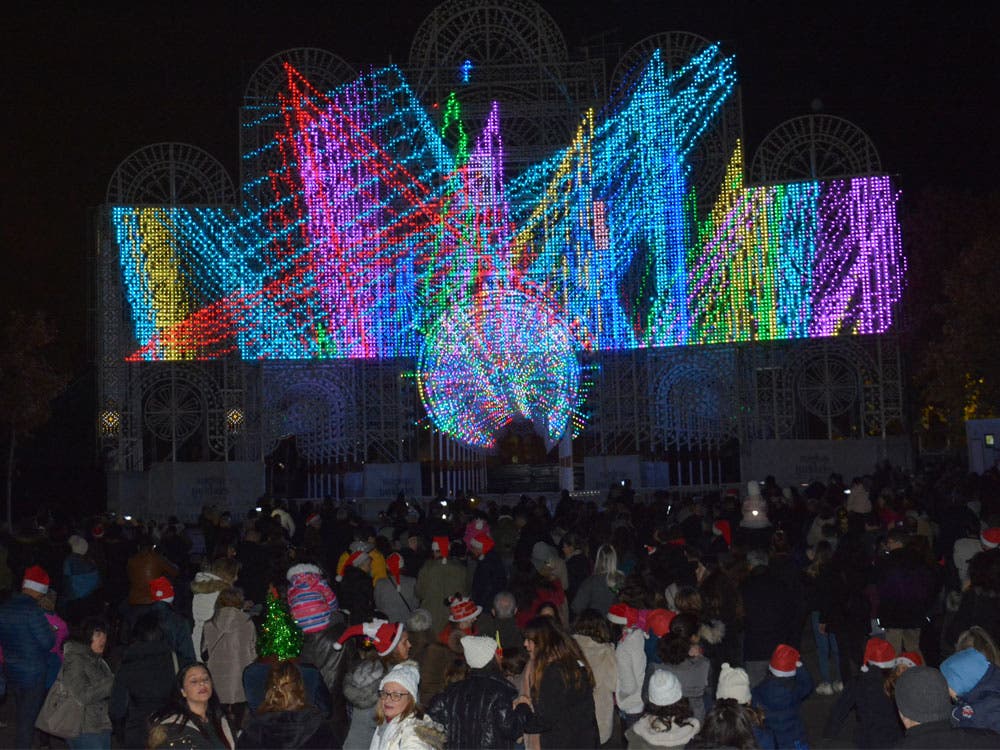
[380,662,420,701]
[461,635,498,669]
[648,669,683,706]
[716,663,752,704]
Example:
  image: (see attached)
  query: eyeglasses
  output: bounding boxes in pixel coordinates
[378,690,408,702]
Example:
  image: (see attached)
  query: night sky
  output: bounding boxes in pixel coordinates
[3,1,995,371]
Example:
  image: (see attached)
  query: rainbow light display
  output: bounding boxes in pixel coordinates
[111,45,905,448]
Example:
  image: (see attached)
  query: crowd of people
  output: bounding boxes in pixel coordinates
[0,463,999,749]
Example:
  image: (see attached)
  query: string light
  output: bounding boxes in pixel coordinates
[110,44,905,448]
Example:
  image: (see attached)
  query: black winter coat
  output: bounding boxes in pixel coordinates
[337,567,375,625]
[470,550,507,611]
[739,567,799,661]
[875,548,939,629]
[299,614,355,743]
[896,720,1000,749]
[110,639,177,749]
[514,661,599,749]
[823,668,903,749]
[426,667,527,749]
[236,707,341,749]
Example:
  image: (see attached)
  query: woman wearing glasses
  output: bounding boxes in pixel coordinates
[148,663,236,749]
[370,662,445,750]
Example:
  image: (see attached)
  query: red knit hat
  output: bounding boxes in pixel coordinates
[336,550,370,582]
[469,533,495,556]
[607,603,639,628]
[334,619,405,657]
[150,576,175,603]
[646,608,677,638]
[981,528,1000,549]
[862,638,897,671]
[712,520,732,547]
[22,565,49,595]
[769,644,802,677]
[448,594,482,623]
[896,651,924,669]
[386,552,404,586]
[432,536,450,560]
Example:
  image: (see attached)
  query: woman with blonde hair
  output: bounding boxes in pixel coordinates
[236,662,337,748]
[571,544,624,617]
[513,616,599,748]
[369,662,445,750]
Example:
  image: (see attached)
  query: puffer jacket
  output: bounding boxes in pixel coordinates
[236,706,339,749]
[0,593,54,685]
[753,668,814,749]
[110,638,177,749]
[191,571,229,659]
[425,666,528,749]
[952,663,1000,734]
[299,611,353,741]
[370,714,446,750]
[62,640,114,735]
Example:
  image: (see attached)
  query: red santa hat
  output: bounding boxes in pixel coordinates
[431,536,450,561]
[91,523,105,539]
[386,552,404,587]
[336,550,370,582]
[712,520,732,547]
[22,565,49,595]
[149,576,175,604]
[469,533,495,556]
[646,608,677,638]
[861,638,897,671]
[305,513,321,528]
[607,603,639,629]
[895,651,924,669]
[448,594,483,623]
[333,619,405,657]
[980,527,1000,549]
[769,644,802,677]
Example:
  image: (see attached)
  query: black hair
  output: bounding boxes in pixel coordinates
[132,611,165,642]
[148,663,228,748]
[69,616,107,646]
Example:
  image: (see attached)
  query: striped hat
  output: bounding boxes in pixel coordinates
[286,564,338,634]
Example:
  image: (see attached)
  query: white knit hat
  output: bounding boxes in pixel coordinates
[461,635,498,669]
[648,669,683,706]
[716,663,751,704]
[379,662,420,701]
[68,535,89,556]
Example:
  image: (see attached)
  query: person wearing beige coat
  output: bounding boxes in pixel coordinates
[573,613,619,745]
[202,589,257,707]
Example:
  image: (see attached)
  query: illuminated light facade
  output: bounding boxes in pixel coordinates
[99,24,906,465]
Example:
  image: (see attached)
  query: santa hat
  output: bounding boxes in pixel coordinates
[336,550,371,582]
[712,520,732,547]
[464,518,491,548]
[305,513,321,528]
[448,594,482,623]
[980,527,1000,549]
[469,533,495,556]
[334,619,405,657]
[648,669,683,706]
[380,662,420,701]
[607,603,639,629]
[431,536,450,561]
[768,644,802,677]
[861,637,897,672]
[896,651,924,669]
[22,565,49,595]
[716,663,752,704]
[91,523,105,539]
[150,576,175,604]
[461,635,498,668]
[646,608,677,638]
[386,552,404,587]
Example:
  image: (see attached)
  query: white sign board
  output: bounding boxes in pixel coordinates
[745,438,911,486]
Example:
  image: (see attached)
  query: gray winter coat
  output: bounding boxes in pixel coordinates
[62,640,114,735]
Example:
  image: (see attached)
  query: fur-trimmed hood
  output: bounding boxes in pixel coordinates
[629,715,701,747]
[191,571,229,595]
[698,619,726,645]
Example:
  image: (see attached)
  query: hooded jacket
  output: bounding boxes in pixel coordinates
[952,663,1000,734]
[191,571,229,659]
[426,665,528,749]
[236,706,339,749]
[824,667,904,748]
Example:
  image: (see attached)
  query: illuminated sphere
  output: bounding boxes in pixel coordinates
[418,288,581,449]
